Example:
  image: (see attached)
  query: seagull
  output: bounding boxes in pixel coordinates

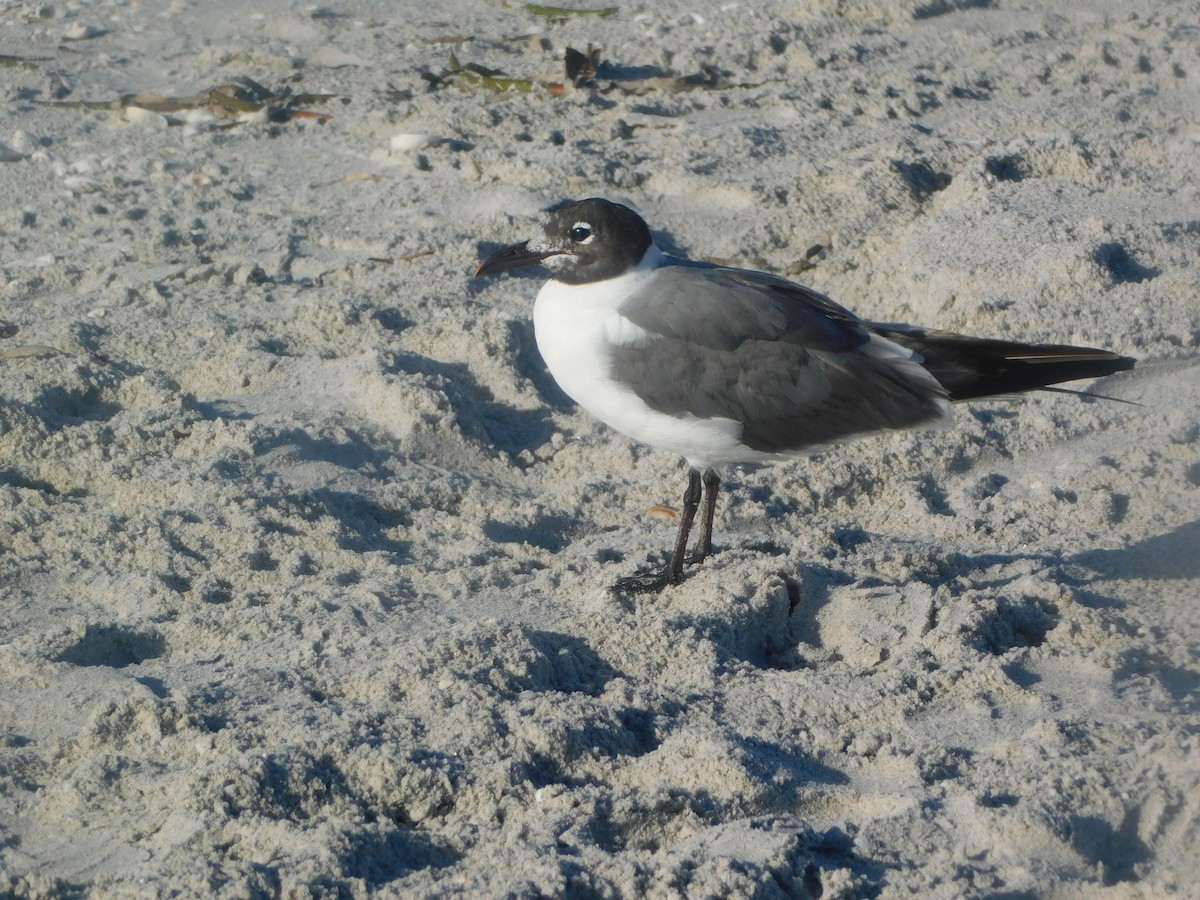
[475,198,1135,592]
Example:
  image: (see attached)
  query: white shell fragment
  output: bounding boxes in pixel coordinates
[0,141,28,162]
[390,133,442,153]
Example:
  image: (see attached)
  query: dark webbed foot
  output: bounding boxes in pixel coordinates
[612,467,724,595]
[612,569,678,595]
[613,553,722,594]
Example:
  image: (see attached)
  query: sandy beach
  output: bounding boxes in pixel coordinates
[1,0,1198,895]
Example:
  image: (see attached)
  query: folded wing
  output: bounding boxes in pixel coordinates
[612,264,951,454]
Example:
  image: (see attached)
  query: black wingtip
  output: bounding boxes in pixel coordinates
[876,329,1137,401]
[951,348,1136,400]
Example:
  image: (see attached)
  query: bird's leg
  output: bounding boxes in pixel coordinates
[667,467,703,582]
[695,468,721,562]
[613,468,701,595]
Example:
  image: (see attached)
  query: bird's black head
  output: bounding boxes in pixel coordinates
[475,198,654,285]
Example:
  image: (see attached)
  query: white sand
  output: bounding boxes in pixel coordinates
[1,0,1198,895]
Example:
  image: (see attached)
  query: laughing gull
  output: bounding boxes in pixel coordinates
[475,198,1135,592]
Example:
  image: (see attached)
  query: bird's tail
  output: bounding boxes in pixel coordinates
[871,325,1136,401]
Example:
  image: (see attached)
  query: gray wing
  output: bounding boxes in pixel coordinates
[613,263,950,453]
[620,260,868,352]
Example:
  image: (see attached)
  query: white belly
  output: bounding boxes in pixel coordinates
[532,268,764,470]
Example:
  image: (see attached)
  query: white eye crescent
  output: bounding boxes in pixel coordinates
[568,222,593,243]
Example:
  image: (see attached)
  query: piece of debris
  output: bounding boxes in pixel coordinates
[36,76,336,125]
[448,51,563,94]
[0,141,29,162]
[565,44,601,87]
[524,4,618,19]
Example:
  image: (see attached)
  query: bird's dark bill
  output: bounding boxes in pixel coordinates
[475,241,555,277]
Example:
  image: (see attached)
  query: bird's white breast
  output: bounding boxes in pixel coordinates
[532,248,763,469]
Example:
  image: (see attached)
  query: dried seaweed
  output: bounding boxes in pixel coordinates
[524,4,618,19]
[0,53,53,70]
[0,345,62,360]
[421,35,474,45]
[441,44,761,99]
[36,76,335,124]
[448,52,562,94]
[563,47,761,95]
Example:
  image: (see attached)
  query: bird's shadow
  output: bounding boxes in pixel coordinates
[1070,519,1200,582]
[504,318,575,412]
[380,348,562,457]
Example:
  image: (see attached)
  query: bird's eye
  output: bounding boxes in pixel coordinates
[568,224,592,242]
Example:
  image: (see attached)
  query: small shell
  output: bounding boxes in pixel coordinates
[124,106,169,129]
[391,133,440,153]
[645,505,679,521]
[0,141,28,162]
[62,23,106,40]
